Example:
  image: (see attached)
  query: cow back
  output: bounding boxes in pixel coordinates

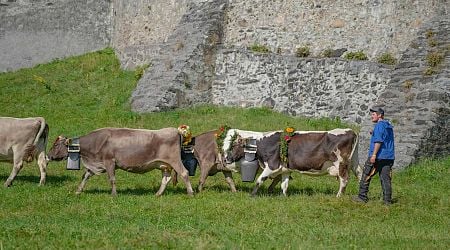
[79,127,182,169]
[0,117,48,161]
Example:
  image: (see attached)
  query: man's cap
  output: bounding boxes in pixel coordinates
[370,107,385,115]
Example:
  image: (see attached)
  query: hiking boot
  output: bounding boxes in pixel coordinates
[352,195,368,203]
[383,200,392,206]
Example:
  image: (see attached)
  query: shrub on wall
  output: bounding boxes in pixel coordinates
[249,44,270,53]
[295,46,310,57]
[344,51,368,60]
[377,53,397,65]
[322,49,334,58]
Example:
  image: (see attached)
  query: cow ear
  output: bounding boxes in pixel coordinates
[65,138,72,145]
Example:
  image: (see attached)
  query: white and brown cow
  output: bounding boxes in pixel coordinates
[47,127,194,196]
[226,129,362,197]
[0,117,49,187]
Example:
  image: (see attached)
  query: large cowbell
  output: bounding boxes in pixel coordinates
[66,138,80,170]
[239,138,259,182]
[181,138,197,176]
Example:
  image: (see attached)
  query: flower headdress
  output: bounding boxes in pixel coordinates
[280,127,295,164]
[215,125,231,154]
[178,124,192,145]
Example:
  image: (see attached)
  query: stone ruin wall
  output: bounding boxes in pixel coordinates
[0,0,111,72]
[223,0,444,59]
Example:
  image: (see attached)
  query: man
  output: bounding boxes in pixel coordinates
[353,107,395,205]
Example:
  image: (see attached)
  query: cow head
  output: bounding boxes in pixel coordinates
[225,136,247,164]
[47,136,70,161]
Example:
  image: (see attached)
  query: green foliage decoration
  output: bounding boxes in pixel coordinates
[215,125,231,154]
[280,127,295,164]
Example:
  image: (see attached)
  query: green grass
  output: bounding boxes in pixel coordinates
[1,49,449,249]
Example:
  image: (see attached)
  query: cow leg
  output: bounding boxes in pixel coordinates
[76,170,94,195]
[268,175,282,193]
[171,161,194,196]
[280,174,291,196]
[336,174,349,198]
[37,151,48,186]
[223,171,237,192]
[105,162,117,196]
[156,168,172,196]
[4,153,24,187]
[251,167,274,197]
[197,164,211,193]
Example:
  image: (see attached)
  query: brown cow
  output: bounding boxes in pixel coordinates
[177,128,278,192]
[191,130,238,192]
[0,117,49,186]
[47,127,194,196]
[226,129,362,197]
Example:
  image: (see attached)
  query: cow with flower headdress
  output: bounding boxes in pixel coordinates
[175,125,279,192]
[225,127,362,197]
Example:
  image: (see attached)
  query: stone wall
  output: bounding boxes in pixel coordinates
[213,49,391,124]
[110,0,190,69]
[224,0,446,59]
[0,0,111,72]
[130,0,227,112]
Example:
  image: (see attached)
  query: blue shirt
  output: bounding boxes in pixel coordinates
[368,120,395,160]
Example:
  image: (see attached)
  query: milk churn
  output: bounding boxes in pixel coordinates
[239,138,259,182]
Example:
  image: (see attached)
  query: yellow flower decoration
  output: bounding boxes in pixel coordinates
[280,126,295,164]
[178,125,192,145]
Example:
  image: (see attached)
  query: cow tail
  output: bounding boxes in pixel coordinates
[349,132,361,181]
[33,117,48,145]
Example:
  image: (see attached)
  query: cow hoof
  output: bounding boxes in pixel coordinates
[4,182,11,187]
[75,191,82,195]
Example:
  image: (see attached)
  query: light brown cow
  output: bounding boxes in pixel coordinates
[0,117,49,186]
[47,127,194,196]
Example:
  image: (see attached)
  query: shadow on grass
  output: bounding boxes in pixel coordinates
[237,183,336,197]
[0,174,74,186]
[83,184,192,196]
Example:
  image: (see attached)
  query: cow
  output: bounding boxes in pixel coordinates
[180,127,277,192]
[47,127,194,196]
[194,128,278,192]
[225,128,362,197]
[0,117,49,187]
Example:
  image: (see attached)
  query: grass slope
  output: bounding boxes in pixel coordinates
[0,49,449,249]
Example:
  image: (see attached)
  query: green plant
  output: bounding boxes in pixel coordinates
[405,92,416,103]
[426,52,444,67]
[322,49,334,58]
[134,63,150,81]
[344,51,368,60]
[295,46,310,57]
[249,44,270,53]
[403,80,414,91]
[33,74,52,91]
[425,30,435,39]
[423,67,436,76]
[427,38,437,47]
[377,53,397,65]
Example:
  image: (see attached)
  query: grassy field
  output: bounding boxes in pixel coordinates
[0,49,449,249]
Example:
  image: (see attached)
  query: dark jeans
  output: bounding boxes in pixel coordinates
[358,158,394,203]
